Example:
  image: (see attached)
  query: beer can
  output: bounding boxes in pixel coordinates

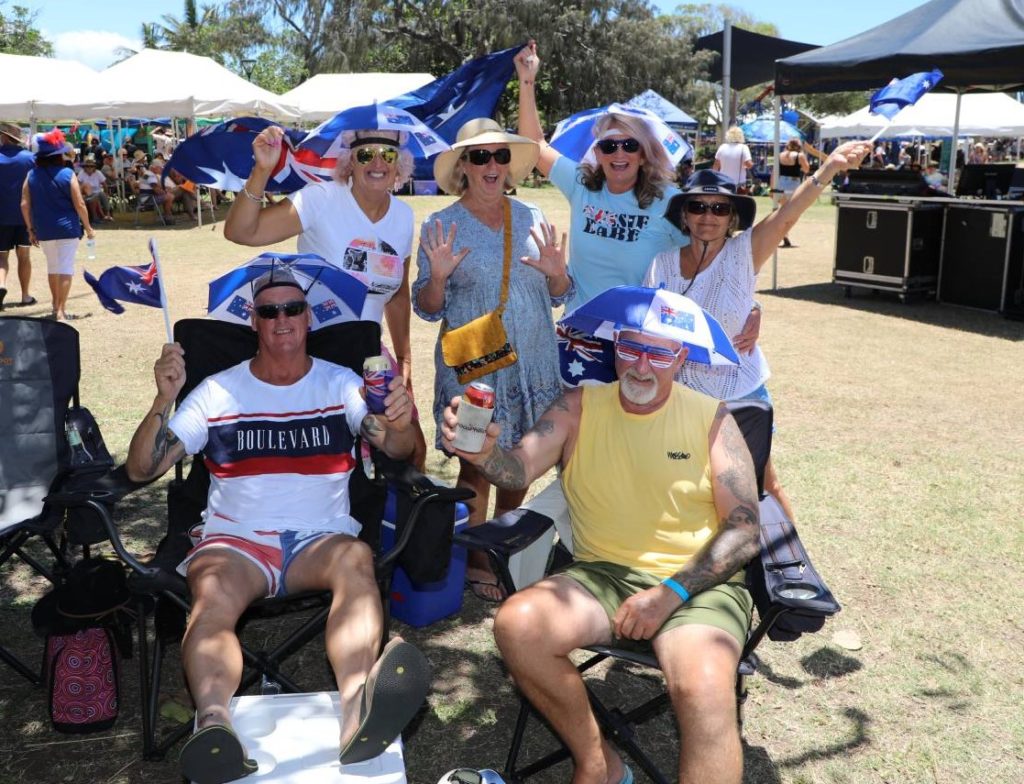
[363,355,393,414]
[464,381,495,410]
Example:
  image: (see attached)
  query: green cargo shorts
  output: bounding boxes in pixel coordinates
[558,560,753,647]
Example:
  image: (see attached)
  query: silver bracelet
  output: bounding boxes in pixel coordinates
[242,186,265,203]
[809,172,826,189]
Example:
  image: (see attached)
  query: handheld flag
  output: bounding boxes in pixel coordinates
[869,70,944,121]
[166,117,335,194]
[83,259,163,314]
[389,45,520,177]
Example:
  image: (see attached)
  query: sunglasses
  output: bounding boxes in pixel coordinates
[615,337,683,369]
[685,200,733,217]
[596,138,641,155]
[354,145,399,165]
[462,148,512,166]
[254,300,308,319]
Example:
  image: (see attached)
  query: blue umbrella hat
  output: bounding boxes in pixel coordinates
[208,252,368,331]
[560,285,740,369]
[550,102,693,167]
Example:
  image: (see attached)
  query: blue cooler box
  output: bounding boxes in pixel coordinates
[381,491,469,627]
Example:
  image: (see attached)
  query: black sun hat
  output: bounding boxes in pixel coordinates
[665,169,757,233]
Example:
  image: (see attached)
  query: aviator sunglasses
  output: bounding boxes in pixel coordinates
[354,145,399,165]
[596,137,641,155]
[461,148,512,166]
[685,200,733,217]
[614,337,683,369]
[254,300,308,319]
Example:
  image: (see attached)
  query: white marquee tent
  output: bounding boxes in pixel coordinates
[820,92,1024,138]
[0,50,299,122]
[281,72,434,121]
[0,53,100,122]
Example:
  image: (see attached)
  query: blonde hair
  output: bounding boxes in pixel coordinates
[725,126,745,144]
[578,114,675,210]
[333,130,415,189]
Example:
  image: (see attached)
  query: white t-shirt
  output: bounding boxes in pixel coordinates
[168,358,369,535]
[77,169,106,193]
[645,229,769,399]
[715,142,752,186]
[289,181,414,324]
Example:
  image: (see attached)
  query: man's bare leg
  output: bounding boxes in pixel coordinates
[494,576,627,784]
[284,534,382,747]
[183,549,268,730]
[15,245,31,302]
[653,624,744,784]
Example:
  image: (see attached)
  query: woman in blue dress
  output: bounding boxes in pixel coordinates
[413,118,571,601]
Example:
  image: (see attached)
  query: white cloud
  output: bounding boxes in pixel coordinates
[52,30,141,71]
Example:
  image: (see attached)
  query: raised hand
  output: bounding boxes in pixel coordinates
[522,222,567,279]
[514,41,540,83]
[421,219,470,282]
[827,140,872,173]
[252,125,285,173]
[154,342,186,403]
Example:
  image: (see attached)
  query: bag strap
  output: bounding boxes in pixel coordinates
[494,197,512,318]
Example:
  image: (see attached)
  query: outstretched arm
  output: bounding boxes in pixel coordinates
[750,140,871,272]
[441,390,581,489]
[514,42,558,177]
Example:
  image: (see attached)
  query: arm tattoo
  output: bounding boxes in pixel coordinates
[479,447,527,490]
[147,403,181,475]
[672,411,761,597]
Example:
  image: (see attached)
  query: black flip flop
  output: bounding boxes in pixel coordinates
[0,287,6,311]
[14,295,38,307]
[465,577,506,604]
[179,724,258,784]
[339,639,431,766]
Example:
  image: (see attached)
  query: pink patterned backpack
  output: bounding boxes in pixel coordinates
[45,627,120,733]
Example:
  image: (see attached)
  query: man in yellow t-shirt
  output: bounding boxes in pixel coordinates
[442,328,760,784]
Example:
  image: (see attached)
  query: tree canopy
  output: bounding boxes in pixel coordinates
[0,2,54,57]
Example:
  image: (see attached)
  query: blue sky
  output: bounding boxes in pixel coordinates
[33,0,927,71]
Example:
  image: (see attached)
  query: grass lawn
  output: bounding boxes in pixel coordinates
[1,187,1022,783]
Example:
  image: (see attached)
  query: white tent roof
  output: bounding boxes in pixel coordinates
[280,72,435,121]
[627,89,698,127]
[821,92,1024,138]
[0,54,100,121]
[90,49,299,121]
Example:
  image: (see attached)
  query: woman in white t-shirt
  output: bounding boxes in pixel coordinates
[713,126,753,189]
[224,126,425,466]
[648,140,871,522]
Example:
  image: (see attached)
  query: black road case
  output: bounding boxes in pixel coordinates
[833,200,945,301]
[939,203,1024,316]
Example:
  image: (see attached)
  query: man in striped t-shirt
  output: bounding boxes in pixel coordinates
[127,267,428,782]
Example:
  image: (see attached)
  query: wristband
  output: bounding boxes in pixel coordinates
[809,172,825,189]
[243,186,265,203]
[661,577,690,603]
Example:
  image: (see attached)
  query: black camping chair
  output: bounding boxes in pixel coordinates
[47,318,472,759]
[0,316,119,684]
[455,400,841,784]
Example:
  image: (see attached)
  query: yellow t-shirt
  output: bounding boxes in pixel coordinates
[563,382,721,579]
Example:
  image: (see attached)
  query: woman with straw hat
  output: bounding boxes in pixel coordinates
[413,118,571,602]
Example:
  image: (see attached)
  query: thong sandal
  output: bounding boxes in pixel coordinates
[339,639,430,766]
[0,287,6,311]
[179,724,258,784]
[465,577,506,604]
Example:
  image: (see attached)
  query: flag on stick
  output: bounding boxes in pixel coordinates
[868,70,944,142]
[83,238,173,341]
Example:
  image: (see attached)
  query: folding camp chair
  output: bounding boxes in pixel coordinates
[134,191,169,226]
[455,400,841,784]
[47,318,471,760]
[0,316,118,683]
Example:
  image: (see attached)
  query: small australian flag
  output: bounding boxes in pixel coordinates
[226,295,252,320]
[312,299,342,323]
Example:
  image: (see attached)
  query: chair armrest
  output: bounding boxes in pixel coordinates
[45,464,162,579]
[453,508,556,557]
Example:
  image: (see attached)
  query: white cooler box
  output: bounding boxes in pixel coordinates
[196,691,406,783]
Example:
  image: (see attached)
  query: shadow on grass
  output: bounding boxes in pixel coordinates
[766,282,1024,341]
[801,647,863,680]
[778,707,871,769]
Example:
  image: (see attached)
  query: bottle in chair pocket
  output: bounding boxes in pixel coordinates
[66,421,94,467]
[453,382,495,453]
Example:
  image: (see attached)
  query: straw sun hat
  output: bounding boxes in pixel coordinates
[433,118,538,194]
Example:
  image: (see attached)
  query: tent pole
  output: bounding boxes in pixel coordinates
[949,90,963,193]
[722,20,732,137]
[191,114,203,229]
[771,94,781,291]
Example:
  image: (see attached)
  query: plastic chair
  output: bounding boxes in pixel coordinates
[455,400,841,783]
[47,318,472,759]
[133,190,168,226]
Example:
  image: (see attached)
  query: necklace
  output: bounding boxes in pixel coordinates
[679,241,711,296]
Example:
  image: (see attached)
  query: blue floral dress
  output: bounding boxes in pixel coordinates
[413,198,571,450]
